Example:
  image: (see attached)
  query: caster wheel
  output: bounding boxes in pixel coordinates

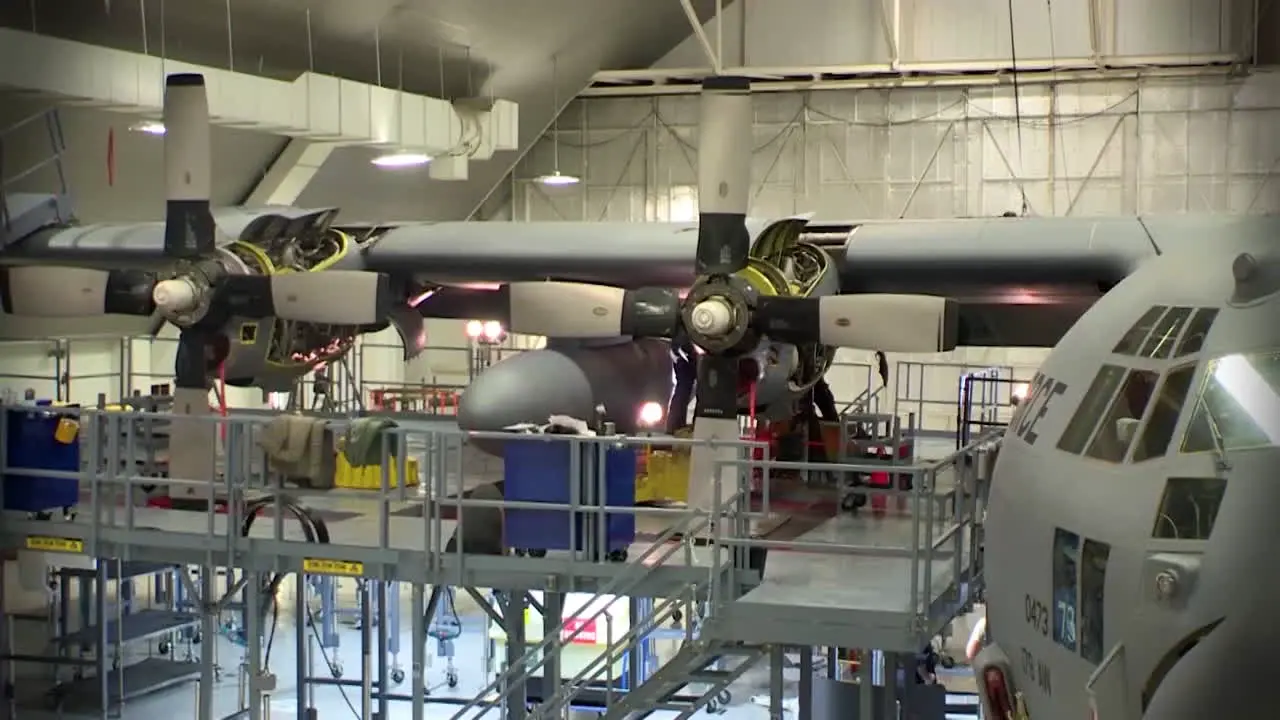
[606,550,628,563]
[158,640,171,655]
[32,511,51,521]
[717,690,732,705]
[671,610,683,626]
[391,668,405,684]
[192,632,202,645]
[706,700,719,714]
[513,549,527,557]
[528,549,547,558]
[447,672,459,689]
[332,664,344,679]
[939,654,956,669]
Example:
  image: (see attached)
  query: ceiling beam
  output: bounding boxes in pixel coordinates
[582,54,1241,96]
[678,0,723,74]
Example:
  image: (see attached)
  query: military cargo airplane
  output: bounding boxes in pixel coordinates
[974,219,1278,720]
[1,72,1277,720]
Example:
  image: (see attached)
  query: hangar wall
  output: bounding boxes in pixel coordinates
[511,72,1280,429]
[654,0,1258,69]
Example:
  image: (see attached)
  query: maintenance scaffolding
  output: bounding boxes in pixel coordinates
[0,406,994,720]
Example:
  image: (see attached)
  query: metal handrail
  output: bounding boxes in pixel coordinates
[447,509,712,720]
[530,528,711,718]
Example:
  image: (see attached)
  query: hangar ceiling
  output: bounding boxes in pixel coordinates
[0,0,732,221]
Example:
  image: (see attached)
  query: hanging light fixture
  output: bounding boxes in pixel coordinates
[372,46,430,169]
[535,53,579,186]
[130,120,167,135]
[371,151,431,168]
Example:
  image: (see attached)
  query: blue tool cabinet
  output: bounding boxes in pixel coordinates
[3,403,81,515]
[502,439,636,561]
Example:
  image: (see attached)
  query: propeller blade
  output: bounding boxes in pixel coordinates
[694,77,753,277]
[0,267,156,317]
[218,271,392,325]
[685,415,742,520]
[506,282,681,338]
[163,73,216,258]
[756,294,961,352]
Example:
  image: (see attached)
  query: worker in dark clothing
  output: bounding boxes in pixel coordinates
[667,333,697,434]
[875,351,890,388]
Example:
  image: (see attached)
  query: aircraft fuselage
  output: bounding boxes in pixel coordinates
[982,228,1280,720]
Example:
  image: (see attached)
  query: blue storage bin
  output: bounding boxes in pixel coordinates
[3,403,81,513]
[503,439,636,560]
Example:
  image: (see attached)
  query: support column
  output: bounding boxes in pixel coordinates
[242,140,337,207]
[798,646,813,720]
[502,592,528,720]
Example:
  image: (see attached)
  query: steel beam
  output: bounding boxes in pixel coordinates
[679,0,722,74]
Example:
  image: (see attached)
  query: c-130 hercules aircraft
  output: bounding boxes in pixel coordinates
[1,71,1277,719]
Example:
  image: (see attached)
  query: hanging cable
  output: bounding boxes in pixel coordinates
[234,497,362,720]
[1006,0,1030,215]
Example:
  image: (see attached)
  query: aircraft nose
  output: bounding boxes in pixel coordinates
[457,349,596,433]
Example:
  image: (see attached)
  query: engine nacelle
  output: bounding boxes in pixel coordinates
[457,338,674,452]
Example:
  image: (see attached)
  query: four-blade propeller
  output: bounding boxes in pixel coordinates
[503,77,960,518]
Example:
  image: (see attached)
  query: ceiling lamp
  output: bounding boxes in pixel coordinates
[372,151,431,168]
[536,171,579,186]
[130,120,166,135]
[536,54,580,187]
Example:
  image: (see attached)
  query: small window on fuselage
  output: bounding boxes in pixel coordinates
[1138,307,1193,359]
[1174,308,1220,357]
[1058,365,1128,455]
[1152,477,1227,540]
[1086,370,1160,462]
[1114,306,1169,355]
[1132,366,1197,462]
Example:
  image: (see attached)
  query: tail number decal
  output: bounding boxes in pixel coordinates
[1024,594,1050,636]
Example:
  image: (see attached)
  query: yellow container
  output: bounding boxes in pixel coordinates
[334,449,420,490]
[53,418,79,444]
[635,449,689,504]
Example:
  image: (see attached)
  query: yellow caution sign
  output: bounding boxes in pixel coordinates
[26,536,84,553]
[302,558,364,576]
[238,322,259,343]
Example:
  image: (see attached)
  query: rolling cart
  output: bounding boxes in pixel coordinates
[502,439,637,561]
[3,402,80,519]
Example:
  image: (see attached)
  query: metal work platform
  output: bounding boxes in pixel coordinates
[0,406,993,720]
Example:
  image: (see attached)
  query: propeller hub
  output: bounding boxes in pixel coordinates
[153,277,200,313]
[689,297,734,337]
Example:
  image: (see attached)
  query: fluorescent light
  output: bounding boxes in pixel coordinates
[130,120,166,135]
[371,151,431,168]
[536,171,580,186]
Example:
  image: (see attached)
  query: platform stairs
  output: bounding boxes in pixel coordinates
[453,508,754,720]
[0,106,73,247]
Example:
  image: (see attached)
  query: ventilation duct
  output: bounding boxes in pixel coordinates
[0,28,519,181]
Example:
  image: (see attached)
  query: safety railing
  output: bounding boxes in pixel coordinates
[707,429,997,629]
[895,361,1015,440]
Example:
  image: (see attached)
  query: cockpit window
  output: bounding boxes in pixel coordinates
[1058,365,1128,455]
[1182,351,1280,453]
[1132,366,1197,462]
[1138,306,1193,359]
[1113,306,1169,355]
[1086,370,1159,462]
[1174,308,1219,357]
[1152,477,1227,540]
